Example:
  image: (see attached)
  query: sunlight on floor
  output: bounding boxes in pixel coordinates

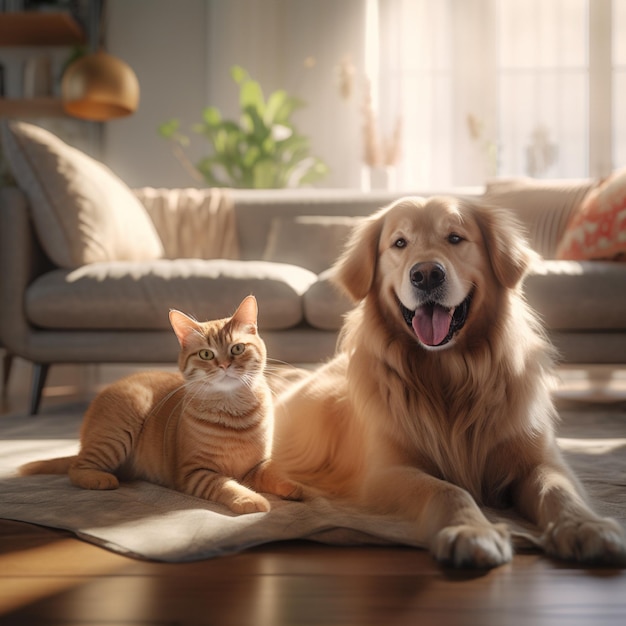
[0,538,127,615]
[555,365,626,403]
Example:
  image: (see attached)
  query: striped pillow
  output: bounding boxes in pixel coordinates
[482,177,596,259]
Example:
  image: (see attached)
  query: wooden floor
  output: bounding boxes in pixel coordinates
[1,519,625,626]
[1,360,626,626]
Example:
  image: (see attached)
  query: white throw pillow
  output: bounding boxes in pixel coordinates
[1,120,164,269]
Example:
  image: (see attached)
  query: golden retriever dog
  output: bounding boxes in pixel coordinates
[272,196,625,568]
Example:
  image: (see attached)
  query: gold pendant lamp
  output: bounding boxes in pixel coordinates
[61,0,139,121]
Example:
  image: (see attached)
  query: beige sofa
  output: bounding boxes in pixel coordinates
[1,121,626,414]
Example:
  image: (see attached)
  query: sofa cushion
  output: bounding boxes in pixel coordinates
[306,259,626,333]
[25,260,317,331]
[0,120,164,269]
[556,167,626,261]
[525,259,626,330]
[482,177,595,259]
[303,269,353,330]
[263,215,361,273]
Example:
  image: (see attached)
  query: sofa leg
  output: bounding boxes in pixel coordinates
[2,351,13,396]
[30,363,50,415]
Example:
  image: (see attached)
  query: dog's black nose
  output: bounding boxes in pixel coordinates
[410,262,446,292]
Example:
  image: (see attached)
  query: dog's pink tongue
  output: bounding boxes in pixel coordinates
[412,304,452,346]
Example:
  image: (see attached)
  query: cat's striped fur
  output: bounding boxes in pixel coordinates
[20,296,299,514]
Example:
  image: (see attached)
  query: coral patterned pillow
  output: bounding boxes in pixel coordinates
[557,168,626,261]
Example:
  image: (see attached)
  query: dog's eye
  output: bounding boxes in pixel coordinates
[393,238,407,249]
[448,233,464,245]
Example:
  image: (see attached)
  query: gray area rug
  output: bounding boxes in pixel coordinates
[0,401,624,562]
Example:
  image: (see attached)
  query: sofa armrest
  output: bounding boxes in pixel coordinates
[0,187,53,356]
[133,187,239,260]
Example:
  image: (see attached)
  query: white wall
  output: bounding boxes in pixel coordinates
[105,0,366,189]
[105,0,208,188]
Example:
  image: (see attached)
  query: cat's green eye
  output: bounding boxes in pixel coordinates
[230,343,245,356]
[198,349,215,361]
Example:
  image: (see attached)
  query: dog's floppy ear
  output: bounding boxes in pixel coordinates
[331,208,386,301]
[471,201,537,289]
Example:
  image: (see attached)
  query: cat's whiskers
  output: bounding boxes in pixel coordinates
[180,378,210,414]
[156,374,224,461]
[238,367,257,390]
[263,361,312,399]
[139,380,188,453]
[265,358,299,371]
[157,381,195,460]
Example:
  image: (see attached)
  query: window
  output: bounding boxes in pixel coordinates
[497,0,588,179]
[614,0,626,168]
[371,0,624,189]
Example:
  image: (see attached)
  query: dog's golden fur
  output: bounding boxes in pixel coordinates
[272,196,625,568]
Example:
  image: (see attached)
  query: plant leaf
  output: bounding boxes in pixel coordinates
[230,65,248,85]
[158,119,180,139]
[265,89,288,124]
[252,159,278,188]
[273,94,306,124]
[202,106,222,127]
[240,79,265,116]
[243,106,271,145]
[160,65,329,188]
[242,145,261,168]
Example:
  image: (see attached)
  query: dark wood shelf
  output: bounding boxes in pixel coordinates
[0,97,66,117]
[0,11,86,46]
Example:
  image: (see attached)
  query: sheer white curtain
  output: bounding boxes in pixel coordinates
[497,0,588,178]
[375,0,458,189]
[373,0,623,189]
[614,0,626,169]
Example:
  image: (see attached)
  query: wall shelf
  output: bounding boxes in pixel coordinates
[0,11,86,118]
[0,97,65,117]
[0,11,85,47]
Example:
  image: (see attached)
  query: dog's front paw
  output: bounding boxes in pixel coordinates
[243,461,304,500]
[271,478,304,501]
[543,516,626,564]
[432,523,513,569]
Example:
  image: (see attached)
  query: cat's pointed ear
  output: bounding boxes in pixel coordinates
[232,295,258,334]
[169,309,200,348]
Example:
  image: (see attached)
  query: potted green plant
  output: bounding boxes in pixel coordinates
[159,66,329,188]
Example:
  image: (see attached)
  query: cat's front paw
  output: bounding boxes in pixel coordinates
[229,492,271,515]
[542,516,626,564]
[69,468,119,490]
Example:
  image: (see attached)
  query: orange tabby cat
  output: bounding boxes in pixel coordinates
[20,296,299,514]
